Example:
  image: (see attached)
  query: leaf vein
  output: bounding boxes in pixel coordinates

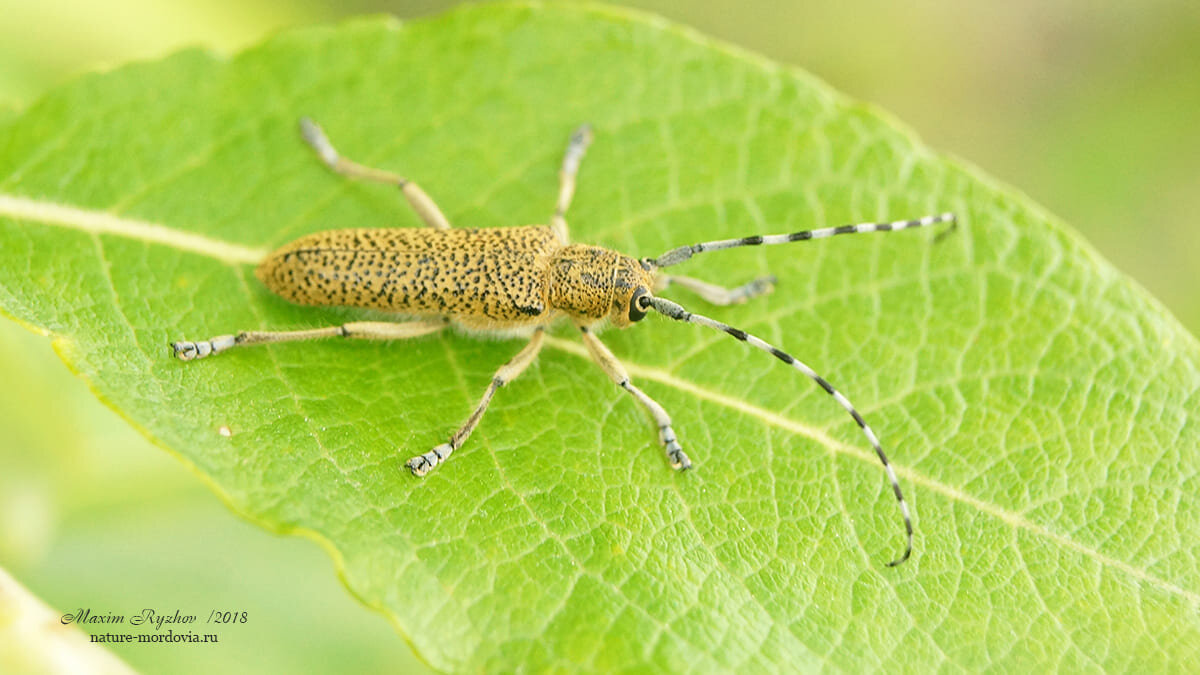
[542,336,1200,604]
[5,191,1196,607]
[0,193,266,265]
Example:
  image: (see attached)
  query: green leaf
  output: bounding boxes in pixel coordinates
[0,314,433,674]
[2,3,1197,671]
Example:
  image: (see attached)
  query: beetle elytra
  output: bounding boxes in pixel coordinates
[171,119,956,566]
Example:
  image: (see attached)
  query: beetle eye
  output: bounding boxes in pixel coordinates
[628,286,649,322]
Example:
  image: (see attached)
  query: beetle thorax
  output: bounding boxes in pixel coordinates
[547,244,657,327]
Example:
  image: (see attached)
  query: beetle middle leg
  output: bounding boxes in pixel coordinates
[577,325,691,470]
[406,328,546,476]
[171,319,447,361]
[656,274,777,306]
[299,117,452,230]
[551,124,594,244]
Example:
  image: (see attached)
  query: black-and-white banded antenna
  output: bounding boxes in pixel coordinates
[642,294,914,567]
[648,212,956,268]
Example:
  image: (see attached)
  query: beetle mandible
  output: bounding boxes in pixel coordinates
[171,119,956,566]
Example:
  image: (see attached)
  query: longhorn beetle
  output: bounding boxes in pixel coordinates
[171,119,956,566]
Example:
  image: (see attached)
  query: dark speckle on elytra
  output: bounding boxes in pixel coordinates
[253,225,652,331]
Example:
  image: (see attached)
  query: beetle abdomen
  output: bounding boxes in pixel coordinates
[256,226,560,323]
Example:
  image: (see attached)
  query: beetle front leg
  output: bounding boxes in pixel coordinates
[577,325,691,470]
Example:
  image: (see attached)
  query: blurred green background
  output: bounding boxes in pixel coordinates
[1,0,1196,672]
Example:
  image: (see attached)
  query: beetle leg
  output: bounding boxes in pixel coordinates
[170,319,447,361]
[656,274,777,306]
[406,328,546,476]
[551,124,593,244]
[299,117,452,230]
[577,325,691,470]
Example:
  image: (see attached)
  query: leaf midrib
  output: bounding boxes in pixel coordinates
[2,190,1194,605]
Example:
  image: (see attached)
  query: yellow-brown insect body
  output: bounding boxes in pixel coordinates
[256,225,657,331]
[548,244,657,328]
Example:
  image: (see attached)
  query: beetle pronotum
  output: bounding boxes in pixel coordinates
[172,119,955,566]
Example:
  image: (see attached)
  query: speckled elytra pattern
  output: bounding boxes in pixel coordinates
[256,226,656,331]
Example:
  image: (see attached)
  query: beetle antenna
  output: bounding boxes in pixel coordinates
[650,212,955,268]
[642,294,913,566]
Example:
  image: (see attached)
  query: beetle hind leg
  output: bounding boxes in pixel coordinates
[407,329,546,476]
[170,319,447,361]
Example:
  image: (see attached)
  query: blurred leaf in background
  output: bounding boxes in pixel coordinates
[2,5,417,675]
[0,321,429,672]
[0,567,135,674]
[0,0,331,103]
